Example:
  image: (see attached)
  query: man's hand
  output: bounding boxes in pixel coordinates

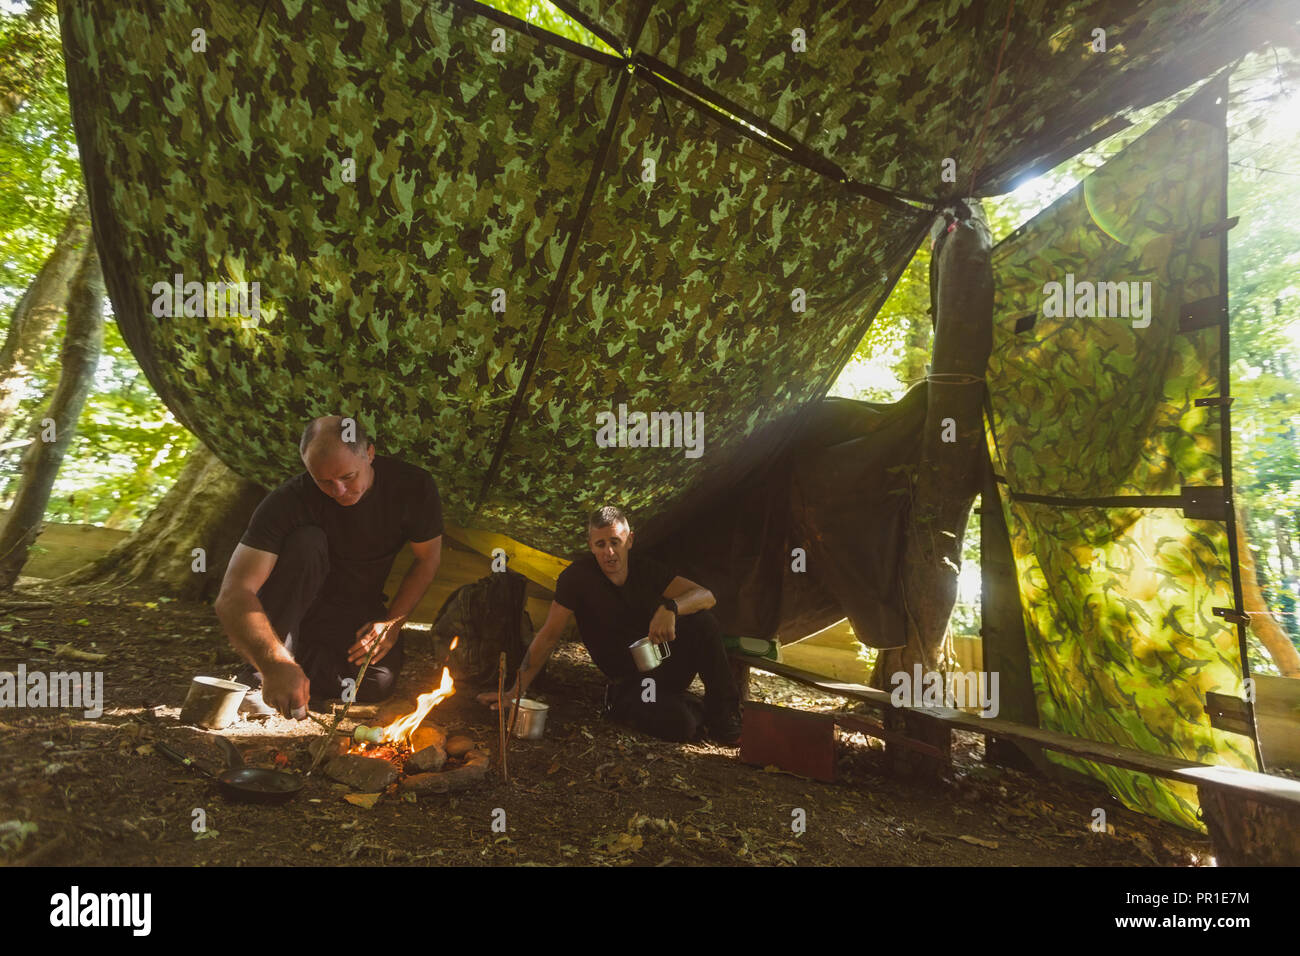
[475,686,519,708]
[648,606,676,644]
[347,619,403,666]
[262,660,310,717]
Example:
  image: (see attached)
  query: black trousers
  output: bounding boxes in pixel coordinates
[605,609,738,742]
[254,525,403,702]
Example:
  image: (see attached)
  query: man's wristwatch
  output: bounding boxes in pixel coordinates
[661,597,678,616]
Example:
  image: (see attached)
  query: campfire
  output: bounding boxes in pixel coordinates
[322,655,491,795]
[346,666,456,760]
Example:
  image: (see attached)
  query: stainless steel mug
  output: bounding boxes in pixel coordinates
[629,636,671,672]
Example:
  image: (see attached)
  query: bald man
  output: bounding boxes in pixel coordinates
[215,416,444,717]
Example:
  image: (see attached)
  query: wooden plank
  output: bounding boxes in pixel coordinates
[733,653,1300,814]
[732,654,895,709]
[835,712,946,759]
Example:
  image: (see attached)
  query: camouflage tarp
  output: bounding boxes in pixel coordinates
[560,0,1284,196]
[985,76,1257,830]
[58,0,1275,557]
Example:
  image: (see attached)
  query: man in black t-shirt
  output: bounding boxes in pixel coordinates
[215,416,444,716]
[476,506,741,745]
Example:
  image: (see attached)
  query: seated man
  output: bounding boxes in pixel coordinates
[215,415,444,717]
[477,506,742,745]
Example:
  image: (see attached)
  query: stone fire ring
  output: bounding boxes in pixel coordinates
[320,727,490,794]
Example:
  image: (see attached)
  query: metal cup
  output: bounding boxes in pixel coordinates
[628,636,671,673]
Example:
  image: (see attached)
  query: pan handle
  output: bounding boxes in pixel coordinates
[155,741,217,780]
[212,736,247,770]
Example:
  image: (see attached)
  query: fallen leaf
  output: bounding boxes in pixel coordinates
[308,843,325,852]
[957,835,998,849]
[343,793,382,809]
[135,744,155,756]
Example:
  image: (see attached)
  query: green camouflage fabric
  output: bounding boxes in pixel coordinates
[60,0,923,555]
[986,79,1256,831]
[564,0,1276,197]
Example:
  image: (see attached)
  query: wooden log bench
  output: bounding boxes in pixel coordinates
[730,653,1300,865]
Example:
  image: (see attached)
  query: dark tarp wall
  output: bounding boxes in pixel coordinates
[641,386,927,647]
[58,0,1286,559]
[985,75,1258,830]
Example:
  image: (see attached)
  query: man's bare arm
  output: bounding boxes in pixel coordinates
[476,600,572,704]
[386,536,441,626]
[346,536,442,665]
[663,575,714,615]
[648,575,715,643]
[215,544,309,713]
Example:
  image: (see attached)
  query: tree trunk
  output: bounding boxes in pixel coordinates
[871,202,995,688]
[1273,512,1293,581]
[58,442,267,602]
[0,246,103,589]
[0,191,92,425]
[1237,504,1300,677]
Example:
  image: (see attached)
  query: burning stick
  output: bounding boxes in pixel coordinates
[306,638,381,777]
[497,652,508,783]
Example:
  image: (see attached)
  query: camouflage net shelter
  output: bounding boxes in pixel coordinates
[60,0,1293,829]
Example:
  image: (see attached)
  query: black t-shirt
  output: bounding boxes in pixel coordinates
[240,454,443,606]
[553,551,677,681]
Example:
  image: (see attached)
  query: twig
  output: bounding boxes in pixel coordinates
[306,640,380,776]
[508,665,524,738]
[497,653,508,783]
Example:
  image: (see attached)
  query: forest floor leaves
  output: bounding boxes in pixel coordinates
[0,583,1216,867]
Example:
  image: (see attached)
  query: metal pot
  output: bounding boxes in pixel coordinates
[510,699,548,740]
[628,636,670,672]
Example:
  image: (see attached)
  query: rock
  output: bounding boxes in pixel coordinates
[401,750,490,793]
[375,698,418,725]
[410,726,446,753]
[445,735,475,758]
[325,753,398,792]
[408,744,446,773]
[307,736,348,763]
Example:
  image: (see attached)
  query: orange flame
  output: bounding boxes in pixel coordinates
[380,666,455,749]
[450,636,459,650]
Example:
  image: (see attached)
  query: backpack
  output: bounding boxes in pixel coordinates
[431,570,535,687]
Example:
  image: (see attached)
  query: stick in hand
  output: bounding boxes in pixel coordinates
[497,652,508,783]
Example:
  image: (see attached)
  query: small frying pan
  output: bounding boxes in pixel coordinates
[156,737,304,805]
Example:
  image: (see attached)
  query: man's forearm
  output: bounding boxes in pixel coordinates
[670,587,715,616]
[384,556,440,625]
[515,630,559,696]
[216,590,295,672]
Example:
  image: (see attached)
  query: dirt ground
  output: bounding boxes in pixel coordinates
[0,584,1218,867]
